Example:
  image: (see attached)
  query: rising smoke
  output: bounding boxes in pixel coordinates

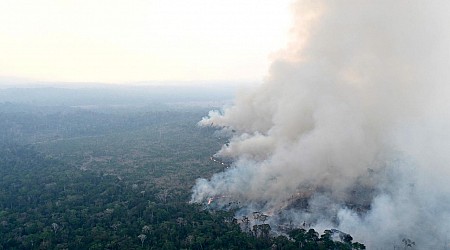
[191,1,450,248]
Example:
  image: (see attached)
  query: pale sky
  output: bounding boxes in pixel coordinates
[0,0,293,84]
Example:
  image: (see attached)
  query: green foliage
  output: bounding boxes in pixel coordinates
[0,103,366,249]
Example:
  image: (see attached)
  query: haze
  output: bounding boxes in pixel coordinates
[0,0,292,84]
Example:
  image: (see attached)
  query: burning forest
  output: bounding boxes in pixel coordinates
[191,1,450,249]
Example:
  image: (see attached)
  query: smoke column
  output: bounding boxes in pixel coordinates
[192,1,450,248]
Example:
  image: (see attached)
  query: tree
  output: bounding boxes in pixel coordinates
[402,238,415,249]
[142,225,151,233]
[138,234,146,248]
[289,228,307,248]
[320,230,335,249]
[51,223,59,235]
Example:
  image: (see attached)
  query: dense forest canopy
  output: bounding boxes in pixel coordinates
[0,86,366,249]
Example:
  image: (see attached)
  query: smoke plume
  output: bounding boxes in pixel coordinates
[192,1,450,248]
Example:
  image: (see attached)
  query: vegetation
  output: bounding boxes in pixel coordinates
[0,88,365,249]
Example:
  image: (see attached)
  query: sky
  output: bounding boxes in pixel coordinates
[0,0,293,84]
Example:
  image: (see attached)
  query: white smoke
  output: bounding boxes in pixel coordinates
[192,1,450,248]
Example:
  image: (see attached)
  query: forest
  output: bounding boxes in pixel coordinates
[0,86,365,249]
